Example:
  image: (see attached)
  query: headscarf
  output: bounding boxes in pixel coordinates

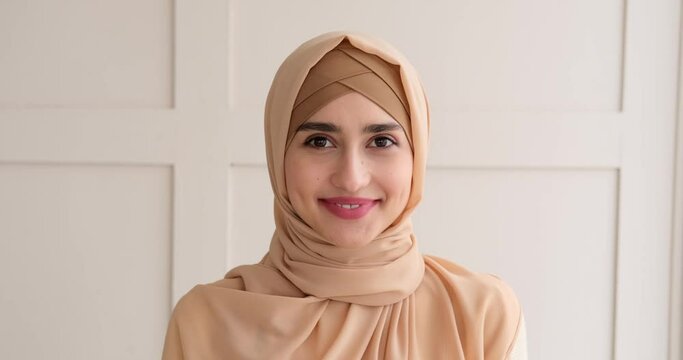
[162,31,522,360]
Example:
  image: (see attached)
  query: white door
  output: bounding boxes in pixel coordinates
[0,1,678,359]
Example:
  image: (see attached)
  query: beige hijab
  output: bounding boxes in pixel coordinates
[162,32,522,360]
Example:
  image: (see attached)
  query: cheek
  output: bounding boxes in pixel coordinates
[396,162,414,199]
[379,154,413,200]
[285,154,324,204]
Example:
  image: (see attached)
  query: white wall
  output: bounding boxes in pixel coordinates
[0,1,680,358]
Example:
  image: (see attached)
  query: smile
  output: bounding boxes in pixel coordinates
[320,197,378,220]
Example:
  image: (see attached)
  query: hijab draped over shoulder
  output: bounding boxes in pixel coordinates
[162,31,523,360]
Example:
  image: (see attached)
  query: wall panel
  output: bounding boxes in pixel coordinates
[0,0,173,108]
[0,163,172,359]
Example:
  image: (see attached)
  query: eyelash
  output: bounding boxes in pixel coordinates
[304,135,397,149]
[369,136,397,148]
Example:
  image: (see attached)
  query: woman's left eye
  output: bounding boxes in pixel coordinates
[305,136,334,148]
[369,136,396,148]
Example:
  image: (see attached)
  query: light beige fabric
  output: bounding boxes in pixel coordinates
[162,31,523,360]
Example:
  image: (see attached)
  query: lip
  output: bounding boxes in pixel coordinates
[319,197,379,220]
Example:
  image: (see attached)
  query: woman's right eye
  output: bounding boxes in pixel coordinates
[305,136,334,148]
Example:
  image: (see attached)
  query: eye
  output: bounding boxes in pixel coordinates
[305,135,334,148]
[369,136,396,148]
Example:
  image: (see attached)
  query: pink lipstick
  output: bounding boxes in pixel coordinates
[319,197,379,220]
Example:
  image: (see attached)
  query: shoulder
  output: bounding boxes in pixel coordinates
[169,278,242,324]
[424,255,519,302]
[422,255,523,357]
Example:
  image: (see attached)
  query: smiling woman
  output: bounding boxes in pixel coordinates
[162,32,527,359]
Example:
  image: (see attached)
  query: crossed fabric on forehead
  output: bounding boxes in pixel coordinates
[287,40,412,148]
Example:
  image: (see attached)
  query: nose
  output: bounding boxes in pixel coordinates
[330,148,371,193]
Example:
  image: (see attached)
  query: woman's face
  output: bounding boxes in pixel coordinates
[284,92,413,248]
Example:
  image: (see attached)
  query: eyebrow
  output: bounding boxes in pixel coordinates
[363,123,402,133]
[297,122,340,132]
[296,121,402,133]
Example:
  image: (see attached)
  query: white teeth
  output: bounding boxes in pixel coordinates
[336,203,360,209]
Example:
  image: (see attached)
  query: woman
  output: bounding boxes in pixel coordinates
[162,32,526,359]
